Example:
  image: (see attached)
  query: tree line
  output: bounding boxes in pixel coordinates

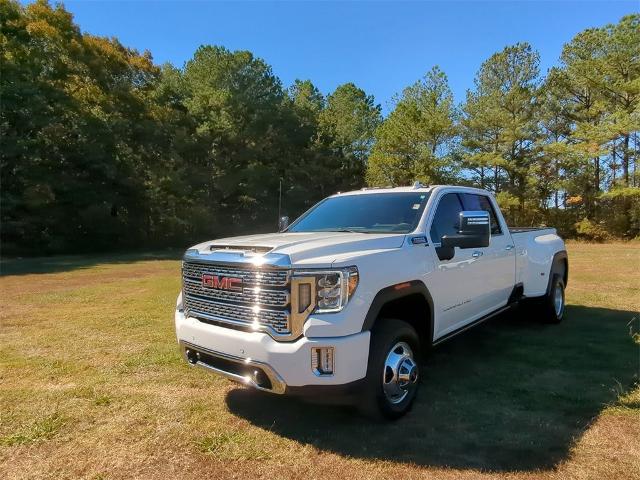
[1,0,638,255]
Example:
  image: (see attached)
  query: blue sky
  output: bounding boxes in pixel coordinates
[58,1,637,113]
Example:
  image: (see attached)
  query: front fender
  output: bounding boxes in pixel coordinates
[360,280,435,345]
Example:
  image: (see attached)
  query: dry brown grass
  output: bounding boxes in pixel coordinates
[1,242,638,480]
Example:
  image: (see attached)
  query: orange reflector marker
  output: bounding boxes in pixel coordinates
[394,282,411,290]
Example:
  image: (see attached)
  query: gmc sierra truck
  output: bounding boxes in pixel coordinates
[175,184,568,419]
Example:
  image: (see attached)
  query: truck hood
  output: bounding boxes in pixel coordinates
[188,232,406,266]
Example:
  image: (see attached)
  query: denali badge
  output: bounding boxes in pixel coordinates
[202,274,243,292]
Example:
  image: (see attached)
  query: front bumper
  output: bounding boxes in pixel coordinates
[175,309,370,393]
[180,340,288,393]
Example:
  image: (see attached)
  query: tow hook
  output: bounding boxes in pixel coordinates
[185,348,199,365]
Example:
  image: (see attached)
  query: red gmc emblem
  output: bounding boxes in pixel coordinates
[202,274,243,292]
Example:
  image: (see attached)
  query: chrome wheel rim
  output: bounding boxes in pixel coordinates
[554,283,564,318]
[382,342,418,404]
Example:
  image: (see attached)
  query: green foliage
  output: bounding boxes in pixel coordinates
[600,187,640,200]
[367,66,457,186]
[459,43,541,225]
[598,187,640,237]
[367,16,639,238]
[0,1,379,253]
[1,0,162,253]
[1,2,638,254]
[494,191,520,211]
[574,218,611,242]
[319,83,382,188]
[536,13,640,237]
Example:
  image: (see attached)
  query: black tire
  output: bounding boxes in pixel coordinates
[535,274,565,323]
[360,319,421,420]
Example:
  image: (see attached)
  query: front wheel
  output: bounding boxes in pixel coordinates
[360,319,421,420]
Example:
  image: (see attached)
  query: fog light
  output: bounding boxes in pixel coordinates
[311,347,334,376]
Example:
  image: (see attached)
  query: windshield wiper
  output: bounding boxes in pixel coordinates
[299,228,377,233]
[330,228,362,233]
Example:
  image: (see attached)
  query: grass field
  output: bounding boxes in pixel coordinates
[1,242,638,479]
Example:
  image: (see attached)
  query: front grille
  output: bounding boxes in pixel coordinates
[182,260,291,335]
[183,278,288,307]
[183,262,289,287]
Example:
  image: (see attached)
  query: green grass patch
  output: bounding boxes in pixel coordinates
[195,430,274,460]
[0,413,66,446]
[0,243,638,478]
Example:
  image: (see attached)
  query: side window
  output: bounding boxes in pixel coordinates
[429,193,463,244]
[460,193,502,235]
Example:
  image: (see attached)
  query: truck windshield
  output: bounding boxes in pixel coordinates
[287,192,430,234]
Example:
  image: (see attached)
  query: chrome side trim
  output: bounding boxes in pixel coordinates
[180,341,286,394]
[432,305,511,346]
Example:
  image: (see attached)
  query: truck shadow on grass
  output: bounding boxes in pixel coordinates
[226,305,639,471]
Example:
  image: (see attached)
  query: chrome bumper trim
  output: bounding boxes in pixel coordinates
[180,341,286,394]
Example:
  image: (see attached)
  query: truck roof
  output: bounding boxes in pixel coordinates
[332,184,492,197]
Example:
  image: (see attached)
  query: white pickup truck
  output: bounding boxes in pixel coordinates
[175,185,568,418]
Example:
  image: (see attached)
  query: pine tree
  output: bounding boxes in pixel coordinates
[367,66,457,186]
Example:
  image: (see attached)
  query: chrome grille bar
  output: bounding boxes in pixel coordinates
[183,262,289,287]
[183,295,290,334]
[183,278,289,308]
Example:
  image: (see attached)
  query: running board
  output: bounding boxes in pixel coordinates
[432,305,512,346]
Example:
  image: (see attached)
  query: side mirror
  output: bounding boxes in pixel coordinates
[437,211,490,260]
[278,216,290,232]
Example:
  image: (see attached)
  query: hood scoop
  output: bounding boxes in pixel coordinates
[208,244,273,255]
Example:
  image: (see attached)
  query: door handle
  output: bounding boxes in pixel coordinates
[472,251,483,258]
[505,245,514,251]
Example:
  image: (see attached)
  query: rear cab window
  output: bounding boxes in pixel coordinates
[459,193,502,235]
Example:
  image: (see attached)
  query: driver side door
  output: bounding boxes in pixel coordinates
[428,192,494,338]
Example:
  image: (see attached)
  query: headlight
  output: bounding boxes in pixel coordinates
[293,267,359,313]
